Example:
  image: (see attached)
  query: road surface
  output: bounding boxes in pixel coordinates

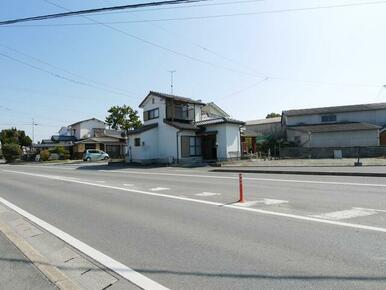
[0,163,385,289]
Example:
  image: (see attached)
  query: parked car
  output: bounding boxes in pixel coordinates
[83,149,110,161]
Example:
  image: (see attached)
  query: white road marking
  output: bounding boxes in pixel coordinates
[236,199,288,207]
[4,164,75,170]
[3,169,386,234]
[353,207,386,213]
[0,197,169,290]
[123,184,134,187]
[312,208,378,220]
[150,187,170,191]
[98,169,386,188]
[195,192,222,196]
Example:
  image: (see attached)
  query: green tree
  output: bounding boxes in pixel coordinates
[105,105,142,131]
[0,128,32,146]
[2,143,22,163]
[266,112,281,119]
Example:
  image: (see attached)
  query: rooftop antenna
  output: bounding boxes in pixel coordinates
[169,70,176,94]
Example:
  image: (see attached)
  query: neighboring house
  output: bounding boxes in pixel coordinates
[201,102,230,120]
[35,118,126,159]
[67,118,106,140]
[241,117,283,153]
[127,91,244,164]
[282,102,386,147]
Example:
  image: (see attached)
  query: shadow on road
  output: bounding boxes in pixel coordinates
[1,257,385,282]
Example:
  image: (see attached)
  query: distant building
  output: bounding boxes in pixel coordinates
[282,102,386,147]
[35,118,126,159]
[241,117,283,154]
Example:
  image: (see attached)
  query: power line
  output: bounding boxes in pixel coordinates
[0,0,212,26]
[0,51,139,99]
[40,0,385,88]
[5,0,386,27]
[0,43,139,97]
[41,0,262,78]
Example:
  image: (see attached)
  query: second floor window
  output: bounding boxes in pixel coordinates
[144,108,159,121]
[321,114,337,123]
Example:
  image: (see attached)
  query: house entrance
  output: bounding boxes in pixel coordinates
[201,134,217,160]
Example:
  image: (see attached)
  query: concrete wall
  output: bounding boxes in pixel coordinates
[285,109,386,127]
[280,146,386,159]
[287,129,379,147]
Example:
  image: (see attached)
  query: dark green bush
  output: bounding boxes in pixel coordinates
[2,143,22,163]
[40,149,50,161]
[49,146,70,160]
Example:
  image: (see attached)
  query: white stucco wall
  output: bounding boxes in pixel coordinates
[128,127,159,162]
[204,123,241,160]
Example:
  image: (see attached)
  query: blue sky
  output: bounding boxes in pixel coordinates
[1,0,386,142]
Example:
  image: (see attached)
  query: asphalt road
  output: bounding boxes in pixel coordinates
[0,163,385,289]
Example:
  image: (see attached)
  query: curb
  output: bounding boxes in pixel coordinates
[211,169,386,177]
[0,221,83,290]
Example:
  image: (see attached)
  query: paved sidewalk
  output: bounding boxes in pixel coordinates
[212,165,386,177]
[222,158,386,167]
[0,231,56,290]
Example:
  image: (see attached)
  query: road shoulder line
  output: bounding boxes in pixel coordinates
[0,197,169,290]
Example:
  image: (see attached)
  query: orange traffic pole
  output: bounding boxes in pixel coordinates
[239,173,244,203]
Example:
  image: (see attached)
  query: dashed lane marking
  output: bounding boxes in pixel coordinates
[195,192,222,196]
[150,187,170,191]
[235,199,288,207]
[312,208,378,220]
[3,169,386,234]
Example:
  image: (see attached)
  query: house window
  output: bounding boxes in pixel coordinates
[181,136,201,157]
[321,114,337,123]
[143,108,159,121]
[134,138,141,147]
[152,98,155,104]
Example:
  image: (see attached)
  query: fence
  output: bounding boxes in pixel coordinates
[280,146,386,159]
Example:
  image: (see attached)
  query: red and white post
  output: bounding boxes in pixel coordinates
[239,173,244,203]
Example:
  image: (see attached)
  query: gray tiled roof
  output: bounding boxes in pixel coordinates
[164,120,200,131]
[126,123,158,135]
[68,117,105,127]
[283,102,386,117]
[196,117,245,126]
[140,91,206,107]
[287,122,380,133]
[245,117,281,125]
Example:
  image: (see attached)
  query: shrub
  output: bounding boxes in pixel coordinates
[2,143,22,163]
[40,149,50,161]
[49,146,70,160]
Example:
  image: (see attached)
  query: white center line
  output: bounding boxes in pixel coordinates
[0,197,169,290]
[97,170,386,188]
[3,169,386,234]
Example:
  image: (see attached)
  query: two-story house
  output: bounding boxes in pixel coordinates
[126,91,244,164]
[282,102,386,147]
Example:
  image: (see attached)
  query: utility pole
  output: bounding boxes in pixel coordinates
[32,119,38,143]
[169,70,176,94]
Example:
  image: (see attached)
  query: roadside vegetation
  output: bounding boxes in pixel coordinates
[0,128,32,163]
